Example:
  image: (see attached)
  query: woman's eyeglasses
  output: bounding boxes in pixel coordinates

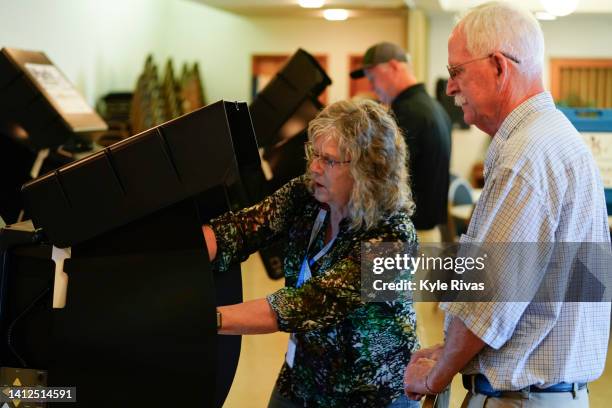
[447,52,520,79]
[304,142,351,169]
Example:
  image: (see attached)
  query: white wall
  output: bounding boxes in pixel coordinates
[542,13,612,56]
[3,0,609,147]
[244,16,406,103]
[426,11,612,94]
[426,11,612,180]
[155,0,253,103]
[427,12,455,96]
[0,0,167,105]
[161,0,407,103]
[0,0,406,106]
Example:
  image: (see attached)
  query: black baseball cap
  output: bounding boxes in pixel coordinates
[350,42,408,79]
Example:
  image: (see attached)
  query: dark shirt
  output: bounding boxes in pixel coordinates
[391,83,452,230]
[211,176,419,407]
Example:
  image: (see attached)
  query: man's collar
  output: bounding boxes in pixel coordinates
[483,91,554,179]
[391,83,426,105]
[494,91,555,142]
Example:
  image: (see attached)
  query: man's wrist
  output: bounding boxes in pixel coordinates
[425,370,448,394]
[424,374,437,394]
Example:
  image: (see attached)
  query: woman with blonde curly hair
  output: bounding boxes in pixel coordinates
[203,99,419,407]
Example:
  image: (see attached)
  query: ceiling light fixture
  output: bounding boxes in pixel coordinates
[534,11,557,20]
[298,0,325,8]
[323,8,349,21]
[540,0,579,17]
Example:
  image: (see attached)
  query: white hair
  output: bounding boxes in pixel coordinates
[455,1,544,80]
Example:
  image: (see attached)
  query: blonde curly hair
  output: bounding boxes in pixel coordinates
[307,99,414,230]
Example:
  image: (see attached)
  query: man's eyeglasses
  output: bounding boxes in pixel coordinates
[304,142,351,169]
[447,52,520,79]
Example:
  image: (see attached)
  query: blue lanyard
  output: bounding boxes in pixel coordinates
[296,209,335,287]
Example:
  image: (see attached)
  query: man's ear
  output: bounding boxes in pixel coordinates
[492,52,509,90]
[388,59,401,72]
[492,52,507,77]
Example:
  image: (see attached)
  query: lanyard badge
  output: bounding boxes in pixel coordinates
[287,208,337,368]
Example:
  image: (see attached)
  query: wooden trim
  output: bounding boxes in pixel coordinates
[550,58,612,105]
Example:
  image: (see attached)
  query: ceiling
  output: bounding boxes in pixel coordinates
[191,0,612,17]
[438,0,612,13]
[190,0,410,17]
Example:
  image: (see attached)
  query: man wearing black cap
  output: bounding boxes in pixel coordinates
[351,42,452,243]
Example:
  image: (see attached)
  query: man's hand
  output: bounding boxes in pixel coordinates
[405,317,487,401]
[409,344,444,365]
[403,344,443,400]
[404,357,437,400]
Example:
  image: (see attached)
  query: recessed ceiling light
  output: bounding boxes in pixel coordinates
[540,0,579,17]
[323,9,349,21]
[534,11,557,20]
[298,0,325,8]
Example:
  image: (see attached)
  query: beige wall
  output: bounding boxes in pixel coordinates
[2,1,610,181]
[426,10,612,181]
[426,11,612,95]
[2,0,611,106]
[246,15,406,103]
[160,1,407,103]
[0,0,406,105]
[0,0,166,105]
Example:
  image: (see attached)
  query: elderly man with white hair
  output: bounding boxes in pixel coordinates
[403,2,610,408]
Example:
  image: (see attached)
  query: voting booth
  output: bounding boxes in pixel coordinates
[0,47,108,225]
[0,100,258,407]
[250,48,331,194]
[249,49,331,279]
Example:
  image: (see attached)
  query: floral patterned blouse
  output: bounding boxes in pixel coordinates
[211,176,419,407]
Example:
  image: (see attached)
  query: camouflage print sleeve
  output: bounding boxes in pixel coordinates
[210,176,311,273]
[266,252,362,333]
[267,214,417,333]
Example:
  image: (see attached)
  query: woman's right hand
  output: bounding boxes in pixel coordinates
[202,225,218,261]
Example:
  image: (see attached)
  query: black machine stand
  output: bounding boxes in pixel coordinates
[1,100,259,407]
